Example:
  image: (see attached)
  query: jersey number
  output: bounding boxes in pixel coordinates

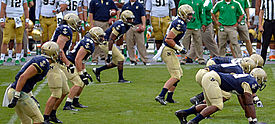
[156,0,165,6]
[11,0,21,7]
[43,0,55,5]
[66,1,78,11]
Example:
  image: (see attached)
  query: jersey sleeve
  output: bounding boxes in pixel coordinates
[111,23,123,36]
[60,26,73,38]
[2,0,6,4]
[170,20,185,35]
[208,64,223,72]
[145,0,152,11]
[89,0,95,13]
[110,0,118,10]
[32,58,49,74]
[140,4,145,16]
[35,0,41,20]
[211,2,219,14]
[83,41,93,53]
[59,0,67,4]
[23,0,27,3]
[83,0,88,6]
[241,82,252,94]
[169,0,176,9]
[236,2,244,16]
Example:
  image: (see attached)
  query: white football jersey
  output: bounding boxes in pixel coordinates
[2,0,27,18]
[146,0,175,17]
[82,0,91,8]
[35,0,67,20]
[63,0,83,15]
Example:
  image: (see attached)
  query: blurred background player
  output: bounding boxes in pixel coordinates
[211,0,244,58]
[122,0,150,65]
[93,10,134,83]
[35,0,67,44]
[3,41,59,124]
[0,0,29,65]
[62,0,85,50]
[145,0,176,51]
[154,5,192,105]
[89,0,118,65]
[178,0,205,65]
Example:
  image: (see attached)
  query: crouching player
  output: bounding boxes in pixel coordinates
[154,5,193,105]
[175,68,267,124]
[4,41,59,124]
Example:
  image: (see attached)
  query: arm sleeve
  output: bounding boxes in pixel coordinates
[111,26,120,36]
[35,0,41,20]
[145,0,152,11]
[244,0,250,9]
[260,0,264,10]
[140,5,145,16]
[23,0,27,3]
[211,2,219,14]
[236,1,245,16]
[1,0,6,4]
[169,0,176,9]
[83,0,88,6]
[89,0,95,13]
[83,42,92,52]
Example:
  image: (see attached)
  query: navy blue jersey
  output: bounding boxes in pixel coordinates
[164,17,187,49]
[104,20,131,41]
[51,24,73,53]
[122,1,145,24]
[211,57,232,64]
[67,36,95,64]
[218,72,259,94]
[89,0,118,21]
[11,56,50,93]
[208,64,244,74]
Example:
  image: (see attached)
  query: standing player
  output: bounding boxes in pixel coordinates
[35,0,67,44]
[0,0,29,65]
[175,68,267,124]
[4,41,59,124]
[154,5,193,105]
[92,10,134,83]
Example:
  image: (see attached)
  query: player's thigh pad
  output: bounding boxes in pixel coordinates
[47,64,64,98]
[112,45,125,65]
[161,47,182,80]
[59,64,84,87]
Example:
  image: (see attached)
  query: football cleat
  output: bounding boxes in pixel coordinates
[186,57,193,63]
[7,57,12,62]
[175,110,188,124]
[130,61,137,66]
[49,115,63,123]
[92,68,101,82]
[0,60,4,65]
[63,105,79,111]
[43,120,53,124]
[144,62,151,66]
[155,96,167,105]
[20,57,26,62]
[190,93,204,105]
[15,60,20,65]
[118,79,132,83]
[73,103,88,108]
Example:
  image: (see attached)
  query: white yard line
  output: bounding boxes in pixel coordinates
[7,80,48,124]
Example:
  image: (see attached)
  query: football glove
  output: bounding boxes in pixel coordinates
[79,74,89,85]
[8,91,20,108]
[253,96,263,107]
[31,96,40,108]
[67,64,75,74]
[179,48,187,54]
[106,51,112,63]
[84,72,93,83]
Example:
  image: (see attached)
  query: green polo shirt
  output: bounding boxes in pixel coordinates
[178,0,204,29]
[211,0,244,26]
[202,0,213,26]
[234,0,249,20]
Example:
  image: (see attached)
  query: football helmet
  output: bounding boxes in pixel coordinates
[41,41,60,62]
[120,10,135,26]
[178,4,194,22]
[206,59,216,67]
[195,69,209,86]
[250,54,264,67]
[31,26,42,41]
[63,13,81,32]
[240,57,256,74]
[250,68,267,91]
[87,27,105,44]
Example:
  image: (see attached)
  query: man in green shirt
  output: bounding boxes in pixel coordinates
[211,0,244,58]
[178,0,205,64]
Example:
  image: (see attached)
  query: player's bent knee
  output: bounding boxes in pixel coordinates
[50,88,62,98]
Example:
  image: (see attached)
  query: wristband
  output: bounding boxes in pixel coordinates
[14,91,20,98]
[25,18,30,23]
[108,51,112,55]
[173,44,183,51]
[0,18,5,23]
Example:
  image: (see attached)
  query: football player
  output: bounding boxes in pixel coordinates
[154,5,193,105]
[4,41,59,124]
[63,27,105,109]
[43,13,82,123]
[175,68,267,124]
[0,0,29,65]
[35,0,67,44]
[62,0,84,50]
[92,10,134,83]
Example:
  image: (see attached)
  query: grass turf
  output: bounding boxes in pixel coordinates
[0,64,274,124]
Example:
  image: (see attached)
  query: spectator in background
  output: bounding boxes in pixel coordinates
[178,0,205,65]
[145,0,176,50]
[211,0,244,58]
[89,0,118,65]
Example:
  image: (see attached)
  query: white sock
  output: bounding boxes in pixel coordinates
[66,98,73,102]
[21,49,24,58]
[256,49,261,55]
[15,53,20,60]
[8,50,13,58]
[270,49,275,56]
[1,53,5,60]
[74,96,80,98]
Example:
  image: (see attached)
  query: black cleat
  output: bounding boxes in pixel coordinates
[175,110,188,124]
[118,79,132,83]
[186,57,193,63]
[63,105,79,111]
[43,120,53,124]
[190,93,204,105]
[92,68,101,82]
[166,99,179,103]
[49,116,63,123]
[155,96,167,105]
[73,103,88,108]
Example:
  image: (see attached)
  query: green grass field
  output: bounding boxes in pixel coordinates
[0,64,274,124]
